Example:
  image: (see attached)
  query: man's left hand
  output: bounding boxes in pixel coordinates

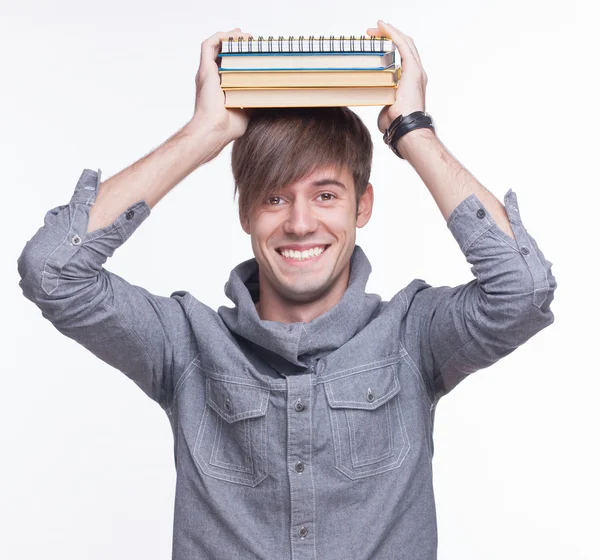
[366,21,428,134]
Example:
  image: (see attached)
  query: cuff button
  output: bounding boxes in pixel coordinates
[476,209,486,219]
[126,210,135,220]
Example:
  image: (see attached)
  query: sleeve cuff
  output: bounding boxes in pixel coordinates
[446,192,500,254]
[71,167,151,244]
[446,188,555,310]
[41,168,151,286]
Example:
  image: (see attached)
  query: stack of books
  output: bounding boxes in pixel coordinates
[218,35,399,108]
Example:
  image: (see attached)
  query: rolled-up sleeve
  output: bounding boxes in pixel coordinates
[406,189,556,403]
[17,168,197,410]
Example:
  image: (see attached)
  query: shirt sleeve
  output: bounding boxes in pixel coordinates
[403,189,556,404]
[17,168,198,410]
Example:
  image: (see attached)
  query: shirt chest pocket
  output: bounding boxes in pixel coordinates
[193,378,269,487]
[324,361,410,480]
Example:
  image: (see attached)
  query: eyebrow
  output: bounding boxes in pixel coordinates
[311,178,347,190]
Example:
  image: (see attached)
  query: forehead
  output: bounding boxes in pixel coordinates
[284,164,354,191]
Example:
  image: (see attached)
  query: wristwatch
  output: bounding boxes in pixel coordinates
[383,111,435,159]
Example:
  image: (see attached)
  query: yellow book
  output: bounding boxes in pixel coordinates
[220,67,400,88]
[223,86,397,108]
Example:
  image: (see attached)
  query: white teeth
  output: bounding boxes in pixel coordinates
[280,246,326,261]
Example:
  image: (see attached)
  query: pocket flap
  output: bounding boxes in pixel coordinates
[207,378,269,423]
[324,364,400,410]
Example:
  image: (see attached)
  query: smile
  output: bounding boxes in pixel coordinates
[275,244,330,262]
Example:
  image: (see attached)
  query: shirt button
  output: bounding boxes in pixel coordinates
[224,398,233,413]
[295,461,305,473]
[126,210,135,220]
[520,246,530,255]
[71,234,82,246]
[366,388,375,402]
[298,526,308,538]
[294,398,305,412]
[476,209,486,219]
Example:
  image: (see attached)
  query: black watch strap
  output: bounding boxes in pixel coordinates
[383,111,435,159]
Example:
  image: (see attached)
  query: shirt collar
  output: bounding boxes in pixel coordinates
[217,245,381,368]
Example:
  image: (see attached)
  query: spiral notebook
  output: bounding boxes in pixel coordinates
[220,35,395,53]
[219,52,395,71]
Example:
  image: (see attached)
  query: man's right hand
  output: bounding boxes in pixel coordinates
[191,28,254,144]
[85,28,255,233]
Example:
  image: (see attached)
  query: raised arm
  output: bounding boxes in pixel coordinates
[87,28,253,232]
[17,28,253,410]
[369,21,556,402]
[368,20,516,230]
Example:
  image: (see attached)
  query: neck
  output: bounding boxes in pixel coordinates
[255,268,350,324]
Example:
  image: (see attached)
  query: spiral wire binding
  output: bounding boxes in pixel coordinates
[223,35,389,53]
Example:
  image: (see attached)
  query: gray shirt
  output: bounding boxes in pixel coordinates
[17,168,556,560]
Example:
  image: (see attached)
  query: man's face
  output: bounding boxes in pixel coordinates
[241,165,373,306]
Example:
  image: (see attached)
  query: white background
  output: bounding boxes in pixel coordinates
[2,0,598,558]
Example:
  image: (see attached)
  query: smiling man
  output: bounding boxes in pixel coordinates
[240,161,371,322]
[17,22,556,560]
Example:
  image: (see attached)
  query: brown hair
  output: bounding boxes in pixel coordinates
[231,107,373,221]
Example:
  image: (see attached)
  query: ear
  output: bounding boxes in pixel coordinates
[356,183,374,228]
[239,209,251,234]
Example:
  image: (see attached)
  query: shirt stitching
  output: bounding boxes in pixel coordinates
[399,289,435,405]
[309,375,317,560]
[41,204,80,291]
[317,356,401,382]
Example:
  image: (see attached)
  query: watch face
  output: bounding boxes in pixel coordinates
[385,119,403,143]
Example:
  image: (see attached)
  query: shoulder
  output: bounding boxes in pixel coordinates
[384,278,435,312]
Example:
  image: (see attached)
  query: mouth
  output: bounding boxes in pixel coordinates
[275,244,331,264]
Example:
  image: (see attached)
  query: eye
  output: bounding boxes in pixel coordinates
[267,196,284,206]
[318,192,336,202]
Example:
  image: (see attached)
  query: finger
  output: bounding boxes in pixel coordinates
[199,29,253,74]
[367,21,421,71]
[201,29,253,58]
[385,22,424,66]
[377,21,416,61]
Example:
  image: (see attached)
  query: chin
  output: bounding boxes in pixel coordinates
[276,269,344,304]
[277,282,328,304]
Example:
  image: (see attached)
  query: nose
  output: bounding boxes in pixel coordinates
[283,198,319,237]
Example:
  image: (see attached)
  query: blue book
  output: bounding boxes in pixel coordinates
[218,51,395,71]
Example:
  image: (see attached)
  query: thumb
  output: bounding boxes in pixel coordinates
[377,106,390,134]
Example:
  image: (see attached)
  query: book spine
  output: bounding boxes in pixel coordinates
[222,35,391,53]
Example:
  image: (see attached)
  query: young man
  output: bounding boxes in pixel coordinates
[17,21,556,560]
